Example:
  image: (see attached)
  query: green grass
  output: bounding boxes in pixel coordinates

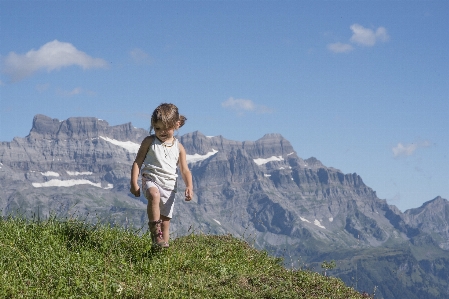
[0,215,368,298]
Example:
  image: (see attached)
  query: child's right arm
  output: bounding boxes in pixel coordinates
[130,136,153,197]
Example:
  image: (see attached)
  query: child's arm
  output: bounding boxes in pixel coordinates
[178,143,193,201]
[130,136,153,197]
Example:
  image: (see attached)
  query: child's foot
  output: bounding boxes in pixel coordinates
[149,220,169,248]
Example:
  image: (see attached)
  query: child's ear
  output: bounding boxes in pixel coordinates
[175,120,181,129]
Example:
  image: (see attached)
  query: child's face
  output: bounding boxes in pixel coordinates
[153,120,176,142]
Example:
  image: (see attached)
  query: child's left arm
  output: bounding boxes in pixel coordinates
[178,143,193,201]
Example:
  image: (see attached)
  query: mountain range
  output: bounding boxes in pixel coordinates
[1,114,448,299]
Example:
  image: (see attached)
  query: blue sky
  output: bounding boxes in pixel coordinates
[1,0,448,211]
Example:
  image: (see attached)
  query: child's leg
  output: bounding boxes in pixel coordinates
[160,215,171,243]
[145,186,169,247]
[146,187,161,221]
[146,187,162,242]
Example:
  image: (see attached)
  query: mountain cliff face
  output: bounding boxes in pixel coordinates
[403,196,449,250]
[178,131,418,251]
[0,114,149,227]
[1,115,448,299]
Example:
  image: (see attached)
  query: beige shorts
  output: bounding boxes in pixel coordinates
[142,176,176,219]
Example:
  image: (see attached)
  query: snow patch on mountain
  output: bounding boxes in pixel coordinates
[301,217,326,229]
[41,171,59,177]
[186,149,218,164]
[99,136,140,153]
[67,171,94,176]
[314,219,326,229]
[32,179,113,189]
[253,156,284,166]
[300,217,311,223]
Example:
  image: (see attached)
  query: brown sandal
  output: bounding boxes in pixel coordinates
[148,220,169,248]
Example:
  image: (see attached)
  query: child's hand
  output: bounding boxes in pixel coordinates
[130,184,141,197]
[185,188,193,201]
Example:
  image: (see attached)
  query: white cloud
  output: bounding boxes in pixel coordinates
[327,24,389,53]
[392,141,431,157]
[327,42,354,53]
[221,97,273,114]
[222,97,255,111]
[349,24,389,47]
[3,40,108,82]
[130,48,152,65]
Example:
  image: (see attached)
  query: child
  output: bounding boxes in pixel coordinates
[130,103,193,248]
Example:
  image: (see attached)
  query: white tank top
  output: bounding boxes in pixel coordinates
[141,136,179,191]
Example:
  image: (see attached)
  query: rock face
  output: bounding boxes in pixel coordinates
[0,115,448,299]
[0,115,149,228]
[29,114,148,141]
[403,196,449,250]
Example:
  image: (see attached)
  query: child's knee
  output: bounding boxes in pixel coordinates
[146,187,160,201]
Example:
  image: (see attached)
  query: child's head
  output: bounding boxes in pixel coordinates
[150,103,186,134]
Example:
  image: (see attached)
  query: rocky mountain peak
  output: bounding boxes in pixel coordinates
[424,195,447,207]
[29,114,64,136]
[180,131,295,159]
[304,157,325,169]
[243,133,295,158]
[405,196,448,216]
[259,133,285,140]
[403,196,449,250]
[28,114,147,143]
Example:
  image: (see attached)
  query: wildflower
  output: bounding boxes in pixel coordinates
[116,284,123,294]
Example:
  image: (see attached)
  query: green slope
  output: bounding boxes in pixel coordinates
[0,216,367,298]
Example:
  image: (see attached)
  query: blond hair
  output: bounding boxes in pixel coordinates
[150,103,187,134]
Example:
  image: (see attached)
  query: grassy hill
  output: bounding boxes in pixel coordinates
[0,215,368,298]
